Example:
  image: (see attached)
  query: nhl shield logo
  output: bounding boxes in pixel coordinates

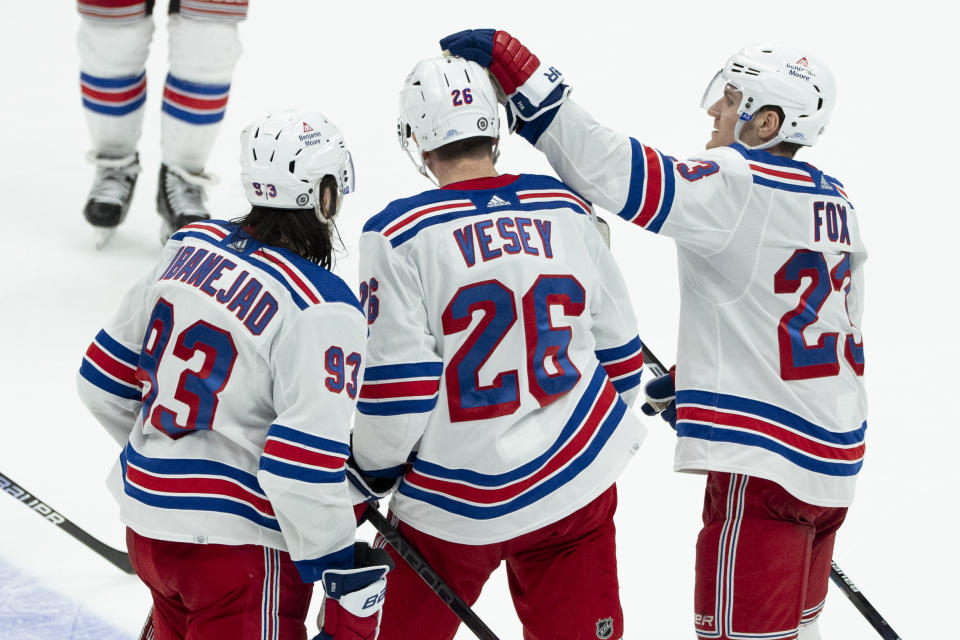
[595,617,614,639]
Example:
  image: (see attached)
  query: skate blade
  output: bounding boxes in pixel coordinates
[93,227,116,250]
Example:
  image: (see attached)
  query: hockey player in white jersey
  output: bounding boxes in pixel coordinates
[348,55,646,640]
[77,110,392,640]
[443,30,866,640]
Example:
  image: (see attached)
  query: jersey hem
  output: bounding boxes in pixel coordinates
[673,461,855,508]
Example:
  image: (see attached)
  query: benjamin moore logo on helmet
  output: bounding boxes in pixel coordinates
[303,121,314,133]
[785,57,814,82]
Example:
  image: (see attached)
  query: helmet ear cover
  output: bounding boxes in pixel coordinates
[239,110,354,226]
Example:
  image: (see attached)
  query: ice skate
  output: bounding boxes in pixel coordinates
[83,152,140,249]
[156,163,217,243]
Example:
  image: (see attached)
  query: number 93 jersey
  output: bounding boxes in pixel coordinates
[535,100,868,508]
[77,220,367,581]
[352,173,647,545]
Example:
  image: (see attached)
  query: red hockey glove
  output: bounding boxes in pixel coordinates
[440,29,568,137]
[313,542,394,640]
[441,29,539,96]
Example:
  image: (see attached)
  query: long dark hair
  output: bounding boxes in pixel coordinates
[231,175,339,269]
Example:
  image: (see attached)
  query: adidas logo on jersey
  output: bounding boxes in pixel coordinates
[820,176,832,190]
[486,195,510,208]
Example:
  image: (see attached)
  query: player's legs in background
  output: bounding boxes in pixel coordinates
[76,2,154,243]
[799,504,847,639]
[694,473,815,640]
[374,515,501,640]
[126,528,312,640]
[505,485,623,640]
[158,2,244,239]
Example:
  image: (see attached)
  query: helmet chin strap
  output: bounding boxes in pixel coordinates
[401,137,500,188]
[403,144,439,187]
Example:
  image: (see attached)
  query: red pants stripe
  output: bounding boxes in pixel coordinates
[126,528,312,640]
[694,473,846,639]
[375,485,623,640]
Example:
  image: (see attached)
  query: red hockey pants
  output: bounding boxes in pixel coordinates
[694,473,847,639]
[376,484,623,640]
[126,528,313,640]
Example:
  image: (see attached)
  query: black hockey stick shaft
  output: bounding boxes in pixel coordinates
[641,343,902,639]
[829,562,902,639]
[363,506,501,640]
[0,470,134,574]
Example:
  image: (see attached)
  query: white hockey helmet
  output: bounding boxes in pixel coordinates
[240,110,355,223]
[701,43,836,149]
[398,56,500,179]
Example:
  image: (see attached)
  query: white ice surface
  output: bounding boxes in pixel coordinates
[1,1,956,638]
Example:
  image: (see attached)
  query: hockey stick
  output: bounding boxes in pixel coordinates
[0,470,134,574]
[639,344,902,639]
[828,561,902,640]
[362,505,502,640]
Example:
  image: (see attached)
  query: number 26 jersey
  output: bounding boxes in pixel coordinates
[352,173,647,544]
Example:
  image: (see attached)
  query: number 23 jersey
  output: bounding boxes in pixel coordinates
[536,100,868,508]
[352,174,646,545]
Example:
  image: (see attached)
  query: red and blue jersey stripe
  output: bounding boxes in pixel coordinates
[79,329,142,400]
[259,424,349,484]
[80,71,147,117]
[356,362,443,417]
[397,366,626,519]
[733,145,853,204]
[515,188,590,215]
[120,443,281,531]
[595,336,644,395]
[617,138,676,233]
[365,175,593,248]
[162,73,230,125]
[675,390,866,477]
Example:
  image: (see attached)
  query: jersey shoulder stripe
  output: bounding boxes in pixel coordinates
[675,389,866,477]
[617,138,676,232]
[397,366,627,519]
[364,175,592,248]
[120,443,281,531]
[171,221,362,313]
[731,145,851,202]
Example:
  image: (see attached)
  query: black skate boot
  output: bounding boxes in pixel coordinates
[83,152,140,249]
[156,163,217,243]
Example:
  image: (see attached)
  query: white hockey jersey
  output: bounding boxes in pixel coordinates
[351,173,646,545]
[533,100,867,507]
[77,220,366,581]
